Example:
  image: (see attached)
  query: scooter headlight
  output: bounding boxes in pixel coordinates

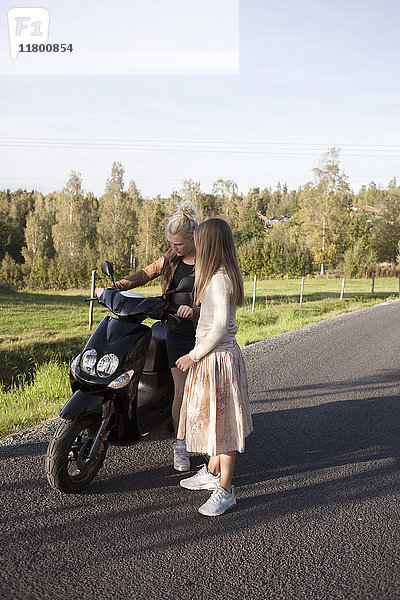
[97,353,119,378]
[108,370,134,389]
[81,349,97,375]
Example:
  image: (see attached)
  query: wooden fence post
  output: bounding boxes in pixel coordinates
[252,274,257,313]
[371,273,375,295]
[300,277,304,306]
[89,269,96,330]
[340,277,346,301]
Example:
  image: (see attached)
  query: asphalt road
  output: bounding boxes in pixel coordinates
[1,301,399,600]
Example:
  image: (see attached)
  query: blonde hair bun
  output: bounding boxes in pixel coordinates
[165,201,198,238]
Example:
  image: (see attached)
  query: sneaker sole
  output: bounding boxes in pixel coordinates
[174,464,191,472]
[179,480,219,490]
[198,499,237,516]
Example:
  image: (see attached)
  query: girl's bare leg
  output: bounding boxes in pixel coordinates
[207,455,220,476]
[207,451,236,493]
[171,367,188,435]
[219,451,236,493]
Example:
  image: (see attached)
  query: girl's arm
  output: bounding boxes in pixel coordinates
[115,255,165,290]
[189,273,231,362]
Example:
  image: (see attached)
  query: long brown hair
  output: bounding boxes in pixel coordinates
[193,218,244,306]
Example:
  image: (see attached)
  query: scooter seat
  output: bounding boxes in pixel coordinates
[143,321,169,372]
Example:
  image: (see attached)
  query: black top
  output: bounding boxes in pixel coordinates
[168,260,194,311]
[165,260,195,349]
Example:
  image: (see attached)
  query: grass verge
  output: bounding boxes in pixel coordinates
[0,361,70,438]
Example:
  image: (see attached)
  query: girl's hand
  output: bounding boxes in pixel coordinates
[177,305,194,319]
[95,287,105,297]
[176,354,195,372]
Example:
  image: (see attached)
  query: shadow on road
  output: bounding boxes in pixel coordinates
[1,367,399,561]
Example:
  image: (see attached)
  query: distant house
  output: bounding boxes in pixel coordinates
[257,213,289,226]
[350,205,376,214]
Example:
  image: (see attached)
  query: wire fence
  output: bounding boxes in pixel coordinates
[248,274,400,312]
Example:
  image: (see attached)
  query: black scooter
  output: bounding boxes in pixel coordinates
[45,260,193,494]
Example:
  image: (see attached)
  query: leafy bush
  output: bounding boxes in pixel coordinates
[237,227,313,278]
[344,242,377,278]
[0,253,23,289]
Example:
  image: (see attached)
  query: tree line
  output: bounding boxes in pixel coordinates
[1,148,400,290]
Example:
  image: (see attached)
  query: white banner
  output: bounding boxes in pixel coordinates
[2,0,239,75]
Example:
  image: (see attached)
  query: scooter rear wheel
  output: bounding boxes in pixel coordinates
[46,418,108,493]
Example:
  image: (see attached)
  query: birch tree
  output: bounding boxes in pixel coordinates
[52,171,95,285]
[299,148,351,274]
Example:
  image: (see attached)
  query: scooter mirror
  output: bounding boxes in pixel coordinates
[175,276,194,293]
[101,260,115,285]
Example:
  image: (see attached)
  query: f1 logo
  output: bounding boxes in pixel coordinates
[8,8,50,59]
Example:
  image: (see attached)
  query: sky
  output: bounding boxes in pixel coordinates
[1,0,400,199]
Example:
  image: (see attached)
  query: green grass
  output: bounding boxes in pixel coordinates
[0,361,70,438]
[0,289,94,388]
[0,277,399,438]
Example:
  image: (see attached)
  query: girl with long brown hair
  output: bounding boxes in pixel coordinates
[176,218,253,516]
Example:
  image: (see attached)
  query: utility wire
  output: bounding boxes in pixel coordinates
[1,136,400,147]
[0,137,400,157]
[1,144,400,158]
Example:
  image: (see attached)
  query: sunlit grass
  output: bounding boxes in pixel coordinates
[0,361,70,438]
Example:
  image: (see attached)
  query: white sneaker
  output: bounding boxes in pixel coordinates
[173,440,190,472]
[180,464,220,490]
[198,485,236,516]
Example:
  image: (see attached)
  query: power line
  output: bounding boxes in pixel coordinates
[1,137,400,156]
[1,136,400,147]
[1,141,400,158]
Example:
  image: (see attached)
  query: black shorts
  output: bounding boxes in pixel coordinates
[165,315,196,368]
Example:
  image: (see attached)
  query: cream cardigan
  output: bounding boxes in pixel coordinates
[189,271,238,362]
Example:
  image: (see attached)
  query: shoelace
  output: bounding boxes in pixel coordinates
[209,487,229,504]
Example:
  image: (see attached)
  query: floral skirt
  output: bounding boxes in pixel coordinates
[177,342,253,455]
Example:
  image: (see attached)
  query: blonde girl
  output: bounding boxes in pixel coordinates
[97,203,198,472]
[176,218,253,516]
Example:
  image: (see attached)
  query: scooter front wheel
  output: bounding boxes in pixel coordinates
[46,418,108,493]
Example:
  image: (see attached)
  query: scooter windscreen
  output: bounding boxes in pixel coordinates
[99,287,167,319]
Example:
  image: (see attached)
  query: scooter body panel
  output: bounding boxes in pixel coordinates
[60,390,105,420]
[137,369,174,434]
[82,316,151,377]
